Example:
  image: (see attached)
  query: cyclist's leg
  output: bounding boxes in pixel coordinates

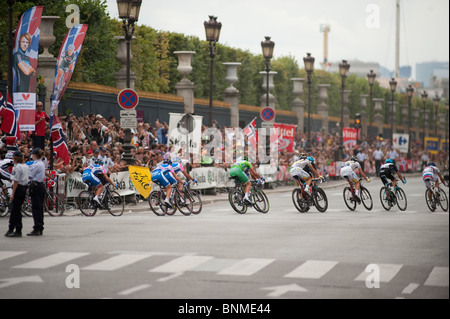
[424,179,433,200]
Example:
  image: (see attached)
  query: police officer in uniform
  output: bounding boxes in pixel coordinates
[28,148,46,236]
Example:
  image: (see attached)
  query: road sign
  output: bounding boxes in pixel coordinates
[120,110,137,118]
[120,117,137,129]
[260,107,275,122]
[117,89,139,109]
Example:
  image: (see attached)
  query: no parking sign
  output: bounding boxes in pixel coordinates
[117,89,139,110]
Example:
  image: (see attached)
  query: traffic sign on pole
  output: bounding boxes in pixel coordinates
[117,89,139,110]
[260,107,275,122]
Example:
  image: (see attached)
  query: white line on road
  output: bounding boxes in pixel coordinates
[401,283,420,294]
[218,258,275,276]
[13,252,90,269]
[118,284,151,296]
[83,253,152,271]
[149,255,213,273]
[354,263,403,283]
[0,251,27,262]
[284,260,338,279]
[424,267,449,287]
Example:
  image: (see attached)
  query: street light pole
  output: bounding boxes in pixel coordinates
[303,53,315,153]
[433,95,440,138]
[339,60,350,159]
[204,15,222,127]
[261,36,275,108]
[406,85,414,158]
[389,78,397,142]
[421,91,428,148]
[367,70,376,138]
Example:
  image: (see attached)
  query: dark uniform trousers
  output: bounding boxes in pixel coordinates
[30,182,45,231]
[9,185,27,232]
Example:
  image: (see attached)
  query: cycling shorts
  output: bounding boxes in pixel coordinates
[230,166,250,184]
[289,166,310,181]
[340,166,358,183]
[82,170,101,187]
[151,169,177,188]
[379,169,395,185]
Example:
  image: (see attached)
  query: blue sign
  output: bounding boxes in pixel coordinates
[117,89,139,109]
[261,107,275,122]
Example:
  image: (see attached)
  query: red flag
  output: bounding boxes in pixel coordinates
[243,118,257,150]
[0,92,20,139]
[51,115,70,165]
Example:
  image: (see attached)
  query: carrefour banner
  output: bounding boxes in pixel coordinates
[393,133,409,153]
[51,24,88,117]
[12,6,43,132]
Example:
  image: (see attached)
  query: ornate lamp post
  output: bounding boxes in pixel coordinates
[261,36,275,108]
[389,78,397,142]
[433,95,440,138]
[303,53,315,153]
[117,0,141,165]
[367,69,376,138]
[204,15,222,127]
[421,91,428,147]
[339,60,350,159]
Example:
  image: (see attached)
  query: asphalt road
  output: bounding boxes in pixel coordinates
[0,176,448,301]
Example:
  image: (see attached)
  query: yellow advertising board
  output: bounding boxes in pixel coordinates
[128,166,153,198]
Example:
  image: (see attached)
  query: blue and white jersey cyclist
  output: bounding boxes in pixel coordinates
[82,163,117,206]
[151,159,184,208]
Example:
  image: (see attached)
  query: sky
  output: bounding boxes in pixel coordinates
[105,0,449,80]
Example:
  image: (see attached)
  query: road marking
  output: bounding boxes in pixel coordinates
[354,263,403,283]
[118,284,151,296]
[424,267,449,287]
[157,272,183,282]
[284,260,338,279]
[83,253,152,271]
[218,258,275,276]
[0,275,43,289]
[13,252,90,269]
[191,258,239,272]
[401,283,420,294]
[261,283,308,297]
[0,251,27,262]
[149,255,213,273]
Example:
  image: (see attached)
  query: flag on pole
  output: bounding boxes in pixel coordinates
[0,92,20,138]
[243,117,257,150]
[51,115,70,165]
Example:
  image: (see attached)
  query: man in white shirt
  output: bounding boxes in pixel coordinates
[373,147,384,176]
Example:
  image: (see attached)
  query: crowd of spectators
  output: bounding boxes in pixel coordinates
[1,112,448,178]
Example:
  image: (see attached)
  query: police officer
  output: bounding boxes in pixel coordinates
[28,147,46,236]
[4,151,29,238]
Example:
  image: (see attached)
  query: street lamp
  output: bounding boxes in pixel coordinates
[261,36,275,108]
[6,0,15,97]
[406,85,414,158]
[303,53,314,153]
[339,60,350,159]
[367,70,376,138]
[389,78,397,142]
[117,0,141,165]
[204,15,222,127]
[421,91,428,147]
[433,95,440,138]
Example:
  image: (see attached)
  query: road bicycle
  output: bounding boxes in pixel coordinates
[0,180,12,217]
[228,179,269,214]
[77,183,124,217]
[343,178,373,211]
[379,182,407,211]
[292,177,328,213]
[181,181,202,214]
[425,182,448,212]
[148,182,194,216]
[21,179,65,217]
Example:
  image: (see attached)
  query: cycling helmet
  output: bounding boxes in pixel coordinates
[163,159,172,165]
[428,162,436,167]
[5,152,13,159]
[242,156,249,161]
[350,156,358,162]
[307,156,315,163]
[299,153,307,160]
[385,159,394,164]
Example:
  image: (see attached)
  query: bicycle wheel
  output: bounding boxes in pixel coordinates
[292,188,309,213]
[360,186,373,211]
[343,187,356,211]
[252,189,269,213]
[175,191,193,216]
[21,192,33,217]
[228,188,247,214]
[438,189,448,212]
[189,190,202,215]
[105,191,124,216]
[379,187,392,211]
[0,191,10,217]
[149,191,166,216]
[395,187,407,211]
[78,191,97,217]
[312,187,328,213]
[45,192,65,216]
[425,189,436,212]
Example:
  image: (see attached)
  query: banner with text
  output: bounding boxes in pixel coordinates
[343,128,357,148]
[271,123,296,153]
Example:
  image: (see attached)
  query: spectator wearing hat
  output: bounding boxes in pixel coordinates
[88,148,102,166]
[99,147,114,173]
[27,147,46,236]
[5,151,28,237]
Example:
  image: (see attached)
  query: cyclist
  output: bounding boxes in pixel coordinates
[82,163,117,206]
[0,152,14,182]
[150,159,184,208]
[339,155,370,202]
[423,162,448,201]
[289,154,320,193]
[171,159,198,194]
[229,156,264,205]
[379,158,406,189]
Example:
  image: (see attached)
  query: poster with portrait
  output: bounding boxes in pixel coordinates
[12,6,43,132]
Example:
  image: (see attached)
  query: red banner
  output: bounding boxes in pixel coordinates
[343,128,357,148]
[271,123,296,152]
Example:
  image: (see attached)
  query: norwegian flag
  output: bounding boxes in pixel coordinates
[0,92,20,138]
[243,118,257,150]
[398,157,408,172]
[51,115,70,165]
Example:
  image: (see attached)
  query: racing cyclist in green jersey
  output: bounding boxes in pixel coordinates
[229,156,264,205]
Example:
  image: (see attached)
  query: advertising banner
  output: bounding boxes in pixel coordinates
[271,123,296,152]
[343,128,357,148]
[128,165,153,198]
[168,113,203,160]
[425,137,439,155]
[393,133,409,153]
